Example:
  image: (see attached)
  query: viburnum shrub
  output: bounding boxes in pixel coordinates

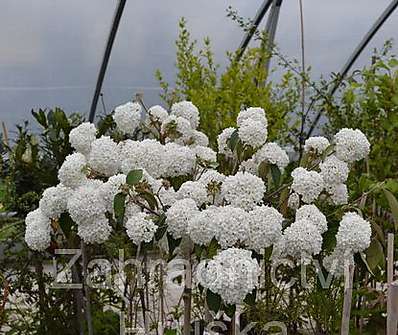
[24,100,373,322]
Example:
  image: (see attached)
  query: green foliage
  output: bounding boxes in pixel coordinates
[325,41,398,180]
[156,18,295,146]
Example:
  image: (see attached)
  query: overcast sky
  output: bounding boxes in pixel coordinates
[1,0,397,131]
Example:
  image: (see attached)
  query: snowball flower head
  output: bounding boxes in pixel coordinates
[295,204,327,234]
[304,136,330,155]
[77,215,112,244]
[237,107,267,127]
[69,122,97,156]
[281,219,323,264]
[335,212,371,253]
[39,184,71,219]
[170,101,200,129]
[125,213,157,245]
[191,130,209,147]
[247,206,283,252]
[113,101,141,135]
[320,155,349,185]
[25,209,51,251]
[58,152,88,189]
[187,206,219,245]
[334,128,370,162]
[291,167,324,204]
[166,198,198,239]
[323,248,355,277]
[214,206,250,248]
[254,142,289,171]
[192,146,217,165]
[221,172,266,210]
[146,105,168,127]
[163,143,196,178]
[197,248,260,305]
[176,181,208,207]
[288,192,300,209]
[327,183,348,205]
[88,136,120,176]
[67,180,106,225]
[238,119,267,148]
[161,115,194,144]
[217,127,236,157]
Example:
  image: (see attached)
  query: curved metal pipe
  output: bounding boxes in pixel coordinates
[89,0,127,122]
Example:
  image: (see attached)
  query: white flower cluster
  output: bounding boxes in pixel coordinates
[324,212,371,276]
[237,107,268,148]
[217,127,235,157]
[221,172,266,210]
[197,248,260,304]
[304,136,330,155]
[69,122,97,156]
[333,128,370,163]
[253,142,289,171]
[125,213,158,245]
[291,167,324,204]
[113,101,142,135]
[25,209,51,251]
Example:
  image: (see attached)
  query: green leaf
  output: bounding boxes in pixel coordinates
[270,164,281,187]
[365,238,385,271]
[243,290,256,306]
[227,129,239,152]
[258,161,269,181]
[139,191,158,210]
[206,238,219,259]
[113,193,126,224]
[206,289,221,313]
[164,330,177,335]
[0,222,19,242]
[126,169,143,186]
[224,303,236,318]
[167,233,182,256]
[155,225,167,241]
[383,189,398,230]
[360,252,375,277]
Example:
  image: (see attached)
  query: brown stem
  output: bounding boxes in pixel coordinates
[183,239,193,335]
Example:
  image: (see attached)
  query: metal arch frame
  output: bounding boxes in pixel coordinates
[89,0,127,123]
[306,0,398,137]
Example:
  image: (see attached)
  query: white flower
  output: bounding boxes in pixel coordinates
[291,167,324,204]
[25,209,51,251]
[198,170,226,186]
[304,136,330,155]
[162,115,194,145]
[171,101,200,129]
[335,212,371,253]
[88,136,120,176]
[69,122,97,156]
[145,105,169,128]
[187,206,219,245]
[254,142,289,171]
[121,139,165,178]
[237,107,267,127]
[192,146,217,164]
[217,127,236,157]
[334,128,370,162]
[158,187,178,207]
[99,174,126,213]
[238,119,267,148]
[39,184,71,219]
[295,204,327,234]
[281,219,323,264]
[125,213,157,245]
[247,206,283,252]
[124,201,142,221]
[176,181,208,207]
[214,206,250,248]
[287,192,300,209]
[58,152,88,189]
[327,183,348,205]
[163,143,196,178]
[191,130,209,147]
[67,180,106,225]
[320,155,349,185]
[197,248,260,305]
[166,198,198,239]
[113,101,141,135]
[221,172,266,210]
[77,215,112,244]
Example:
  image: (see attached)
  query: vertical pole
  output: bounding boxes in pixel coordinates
[387,233,397,335]
[89,0,127,122]
[264,0,283,73]
[341,264,354,335]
